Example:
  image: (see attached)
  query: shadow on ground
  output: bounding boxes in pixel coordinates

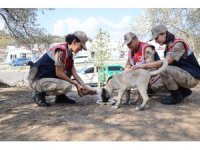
[0,84,200,141]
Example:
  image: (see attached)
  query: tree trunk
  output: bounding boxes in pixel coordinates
[98,72,101,88]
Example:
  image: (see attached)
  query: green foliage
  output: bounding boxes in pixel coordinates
[91,28,111,87]
[0,30,16,48]
[132,8,200,54]
[0,8,53,49]
[92,28,110,67]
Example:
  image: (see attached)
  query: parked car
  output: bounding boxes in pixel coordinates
[99,64,124,83]
[73,55,89,63]
[75,64,124,86]
[9,58,30,66]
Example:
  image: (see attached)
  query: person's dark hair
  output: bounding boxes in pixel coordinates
[164,31,175,44]
[65,34,81,44]
[132,36,138,41]
[164,31,175,57]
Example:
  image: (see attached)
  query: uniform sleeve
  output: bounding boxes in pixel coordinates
[54,49,65,67]
[166,42,185,61]
[144,47,155,63]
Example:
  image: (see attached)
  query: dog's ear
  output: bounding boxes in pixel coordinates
[101,88,106,97]
[101,88,109,102]
[102,88,106,94]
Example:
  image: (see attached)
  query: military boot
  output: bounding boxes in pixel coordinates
[161,89,183,105]
[55,94,76,104]
[179,86,192,99]
[32,91,51,107]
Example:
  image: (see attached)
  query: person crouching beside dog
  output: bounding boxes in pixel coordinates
[27,31,96,107]
[123,32,161,100]
[132,25,200,105]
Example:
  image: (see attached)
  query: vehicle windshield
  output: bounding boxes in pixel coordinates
[77,67,87,73]
[108,66,122,71]
[74,56,88,59]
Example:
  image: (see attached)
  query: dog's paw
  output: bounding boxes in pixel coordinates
[129,101,136,105]
[122,101,129,105]
[96,100,107,105]
[135,107,140,111]
[108,99,117,106]
[112,105,119,109]
[135,107,144,111]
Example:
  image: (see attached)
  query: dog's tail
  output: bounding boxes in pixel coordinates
[149,59,168,76]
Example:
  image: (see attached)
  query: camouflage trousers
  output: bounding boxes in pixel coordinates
[150,76,165,92]
[159,66,199,90]
[29,78,72,96]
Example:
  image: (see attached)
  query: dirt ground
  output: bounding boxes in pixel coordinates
[0,83,200,141]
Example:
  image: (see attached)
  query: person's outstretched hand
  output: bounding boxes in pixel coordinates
[83,85,97,95]
[75,83,84,97]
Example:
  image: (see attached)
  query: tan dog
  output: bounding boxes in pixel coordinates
[101,59,168,110]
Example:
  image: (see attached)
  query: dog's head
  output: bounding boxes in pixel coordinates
[101,88,111,102]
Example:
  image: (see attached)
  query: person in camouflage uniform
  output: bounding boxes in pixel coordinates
[123,32,160,71]
[28,31,96,107]
[132,25,200,105]
[122,32,161,101]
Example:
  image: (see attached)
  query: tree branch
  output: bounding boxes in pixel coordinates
[0,12,18,38]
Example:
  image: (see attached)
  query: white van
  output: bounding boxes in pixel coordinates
[73,55,89,63]
[76,65,98,86]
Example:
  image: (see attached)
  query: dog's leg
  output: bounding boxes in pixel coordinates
[132,90,141,104]
[135,87,149,111]
[112,88,126,109]
[112,95,118,100]
[123,90,131,105]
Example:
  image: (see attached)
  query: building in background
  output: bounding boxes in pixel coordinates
[5,46,32,63]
